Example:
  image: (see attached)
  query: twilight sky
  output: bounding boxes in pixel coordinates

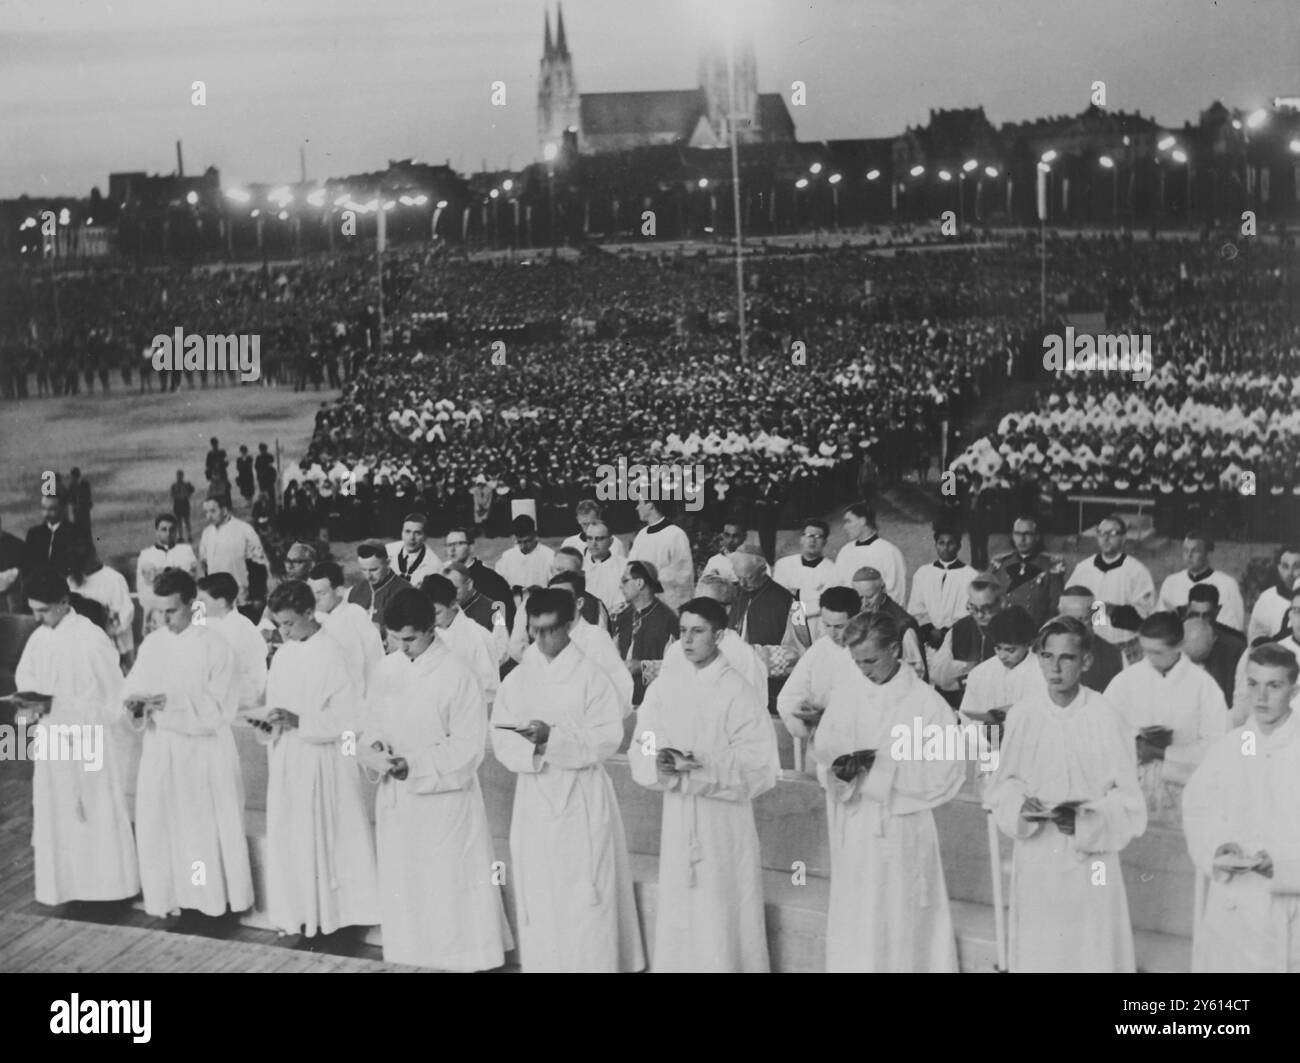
[1,0,1296,198]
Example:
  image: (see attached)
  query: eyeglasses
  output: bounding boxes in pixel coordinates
[968,603,1000,616]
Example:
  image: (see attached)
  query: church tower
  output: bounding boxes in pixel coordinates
[698,28,760,145]
[537,4,580,159]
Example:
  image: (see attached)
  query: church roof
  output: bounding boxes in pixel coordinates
[580,90,706,140]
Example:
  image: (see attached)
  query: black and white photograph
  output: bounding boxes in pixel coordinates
[1,0,1298,1031]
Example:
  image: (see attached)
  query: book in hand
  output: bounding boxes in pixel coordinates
[1140,725,1174,749]
[494,723,530,733]
[1213,852,1265,872]
[964,705,1009,725]
[791,705,825,725]
[1023,799,1083,820]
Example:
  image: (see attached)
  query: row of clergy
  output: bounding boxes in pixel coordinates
[12,559,1300,972]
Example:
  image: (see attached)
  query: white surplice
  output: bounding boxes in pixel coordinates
[209,608,268,710]
[1104,655,1227,824]
[435,607,499,708]
[490,641,645,972]
[660,630,769,693]
[1182,712,1300,972]
[72,566,136,656]
[629,653,778,972]
[812,663,965,972]
[775,635,855,742]
[986,687,1147,972]
[317,598,385,697]
[628,522,694,609]
[364,641,513,970]
[123,624,254,916]
[16,611,140,905]
[264,626,380,935]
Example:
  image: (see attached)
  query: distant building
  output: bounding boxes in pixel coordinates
[536,2,795,159]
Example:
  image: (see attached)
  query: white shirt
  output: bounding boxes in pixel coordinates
[386,541,443,589]
[958,651,1046,724]
[628,521,694,609]
[701,551,738,583]
[1065,554,1157,643]
[1248,586,1293,645]
[908,560,977,632]
[72,566,135,654]
[198,515,269,604]
[562,532,626,562]
[771,555,840,620]
[1231,635,1300,727]
[1158,569,1245,633]
[209,608,269,709]
[775,636,856,740]
[584,553,627,615]
[495,543,555,591]
[316,598,385,697]
[137,542,200,609]
[835,535,907,605]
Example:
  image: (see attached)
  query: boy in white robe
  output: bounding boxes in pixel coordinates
[548,571,634,714]
[122,568,254,918]
[198,572,268,710]
[628,499,694,610]
[986,616,1147,972]
[1182,644,1300,972]
[490,588,645,973]
[16,568,139,907]
[630,596,779,972]
[361,589,513,970]
[1104,612,1228,826]
[420,573,500,709]
[1230,588,1300,726]
[263,579,380,938]
[776,587,861,765]
[309,560,385,697]
[813,612,965,972]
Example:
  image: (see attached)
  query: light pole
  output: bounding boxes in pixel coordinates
[1098,155,1118,226]
[979,165,998,223]
[828,172,842,228]
[960,159,977,229]
[866,169,881,222]
[939,169,953,231]
[1038,151,1056,326]
[907,165,924,222]
[543,142,558,260]
[794,177,808,231]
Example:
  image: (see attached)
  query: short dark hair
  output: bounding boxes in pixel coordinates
[722,517,748,531]
[356,541,388,561]
[154,513,177,529]
[24,567,69,606]
[401,512,428,530]
[206,492,232,510]
[1139,611,1183,645]
[845,502,876,526]
[555,545,584,563]
[680,596,728,632]
[843,611,900,649]
[525,587,575,625]
[1247,642,1300,683]
[154,568,197,603]
[197,572,239,605]
[511,514,537,537]
[988,605,1035,646]
[309,561,345,587]
[1109,605,1142,633]
[448,526,477,545]
[1099,513,1128,536]
[1061,584,1095,600]
[548,571,586,596]
[933,522,963,540]
[819,586,861,616]
[385,588,436,632]
[1012,514,1041,532]
[802,518,830,538]
[1035,615,1093,656]
[419,574,457,607]
[1187,583,1221,607]
[1183,529,1214,551]
[267,579,315,615]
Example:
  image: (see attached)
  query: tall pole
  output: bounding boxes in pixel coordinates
[1037,164,1047,325]
[376,198,386,355]
[726,29,747,365]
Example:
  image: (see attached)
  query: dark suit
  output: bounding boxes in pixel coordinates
[468,558,515,630]
[0,531,27,613]
[729,577,795,708]
[24,521,89,576]
[1082,635,1124,692]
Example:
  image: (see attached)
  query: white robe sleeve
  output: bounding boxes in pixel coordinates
[775,650,817,739]
[677,682,778,802]
[541,671,624,771]
[1162,677,1228,786]
[863,690,964,810]
[295,652,361,744]
[403,665,486,795]
[490,677,543,774]
[1180,741,1236,879]
[628,683,675,792]
[1069,719,1147,856]
[929,629,966,690]
[986,706,1044,838]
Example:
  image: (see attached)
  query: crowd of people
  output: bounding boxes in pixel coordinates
[6,472,1300,972]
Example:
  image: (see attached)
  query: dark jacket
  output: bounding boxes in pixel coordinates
[24,521,89,576]
[615,598,678,705]
[468,558,515,629]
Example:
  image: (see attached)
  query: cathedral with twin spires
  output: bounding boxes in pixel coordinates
[536,3,796,159]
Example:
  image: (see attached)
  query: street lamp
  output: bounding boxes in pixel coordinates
[1098,155,1118,225]
[828,172,842,228]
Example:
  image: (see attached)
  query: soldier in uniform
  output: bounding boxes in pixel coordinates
[990,514,1065,629]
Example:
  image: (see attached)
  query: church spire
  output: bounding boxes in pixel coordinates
[556,2,569,57]
[543,9,553,59]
